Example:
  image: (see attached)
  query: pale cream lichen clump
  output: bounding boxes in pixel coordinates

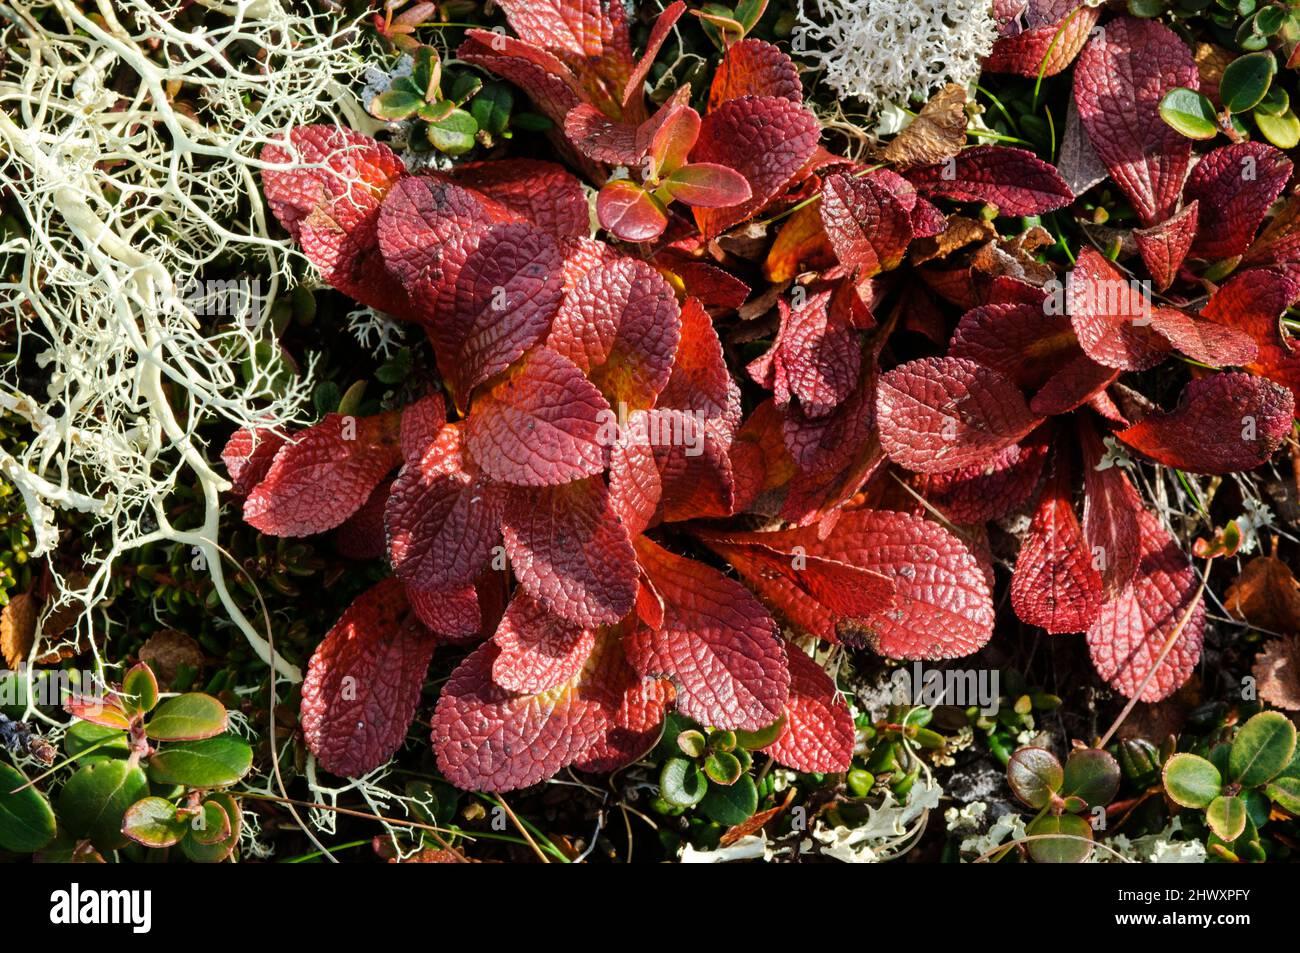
[793,0,998,120]
[0,0,377,690]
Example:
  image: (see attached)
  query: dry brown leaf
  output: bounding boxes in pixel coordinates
[1253,635,1300,711]
[1194,42,1233,108]
[910,215,997,265]
[720,787,796,847]
[0,591,37,668]
[138,629,206,688]
[876,84,968,168]
[1225,555,1300,634]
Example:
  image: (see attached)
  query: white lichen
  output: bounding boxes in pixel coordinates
[0,0,377,693]
[792,0,998,120]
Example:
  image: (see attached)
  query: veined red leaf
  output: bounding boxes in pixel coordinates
[449,159,590,240]
[1029,351,1120,416]
[1147,306,1258,368]
[763,649,855,774]
[1079,418,1143,597]
[571,658,674,773]
[243,412,402,536]
[547,258,681,410]
[913,428,1051,524]
[1073,17,1197,226]
[1067,247,1172,370]
[1011,456,1104,634]
[905,146,1073,216]
[334,476,393,561]
[564,104,643,165]
[399,393,447,464]
[1086,509,1205,702]
[948,301,1078,391]
[1242,196,1300,270]
[491,592,596,694]
[458,31,583,131]
[1202,267,1300,405]
[386,423,504,591]
[464,346,611,487]
[608,427,662,536]
[1117,373,1294,475]
[222,427,287,497]
[622,1,687,112]
[691,96,820,238]
[768,288,862,418]
[876,357,1042,474]
[1134,201,1198,292]
[819,172,914,277]
[405,579,482,643]
[301,578,437,777]
[709,38,803,110]
[500,477,638,627]
[985,0,1100,78]
[597,180,668,242]
[1184,142,1292,261]
[626,536,789,731]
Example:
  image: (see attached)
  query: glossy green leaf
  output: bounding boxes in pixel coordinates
[1026,813,1094,863]
[1220,51,1276,113]
[187,799,232,846]
[121,663,159,718]
[145,693,228,742]
[1061,748,1121,809]
[699,773,758,826]
[180,795,239,863]
[1159,87,1220,139]
[734,715,786,750]
[147,734,253,789]
[1255,108,1300,148]
[426,108,478,156]
[369,88,423,122]
[1229,710,1296,786]
[703,750,744,785]
[1265,775,1300,814]
[1255,85,1289,116]
[64,721,129,758]
[58,759,149,850]
[659,757,708,807]
[677,730,706,758]
[1163,753,1222,808]
[1007,746,1063,809]
[0,763,56,852]
[469,82,512,137]
[121,796,188,848]
[1206,795,1247,841]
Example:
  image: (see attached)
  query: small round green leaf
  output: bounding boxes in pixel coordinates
[1159,87,1220,139]
[1255,108,1300,148]
[703,750,744,785]
[734,714,786,750]
[699,773,758,827]
[1229,710,1297,786]
[1206,794,1248,841]
[369,88,424,122]
[677,729,707,759]
[58,758,149,850]
[121,796,188,848]
[1061,748,1121,809]
[1264,775,1300,814]
[1007,746,1063,809]
[64,720,129,758]
[187,799,232,846]
[659,757,708,807]
[426,108,478,156]
[147,734,253,789]
[122,663,159,718]
[1220,51,1277,113]
[145,692,228,742]
[0,763,56,852]
[1163,752,1222,808]
[1026,813,1094,864]
[180,794,239,863]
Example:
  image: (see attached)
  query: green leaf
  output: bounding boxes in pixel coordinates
[676,729,706,758]
[659,757,708,807]
[426,108,478,156]
[1159,87,1220,139]
[1254,85,1289,116]
[734,714,786,750]
[1220,51,1276,113]
[1163,753,1222,808]
[58,759,149,850]
[699,773,758,826]
[410,45,440,100]
[64,720,129,758]
[122,662,159,718]
[0,762,56,852]
[703,750,744,785]
[147,734,253,789]
[1026,813,1094,863]
[1229,710,1297,786]
[121,796,188,848]
[145,692,228,742]
[180,794,239,863]
[1255,5,1287,34]
[1061,748,1121,809]
[1255,108,1300,148]
[1007,746,1063,809]
[1264,775,1300,814]
[469,82,513,138]
[1206,795,1247,841]
[187,799,232,846]
[369,88,424,122]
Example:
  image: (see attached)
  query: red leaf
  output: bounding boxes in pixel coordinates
[1073,17,1197,226]
[1183,142,1293,261]
[913,429,1051,524]
[1133,201,1199,292]
[1242,196,1300,270]
[449,159,590,240]
[1067,247,1172,370]
[386,423,504,590]
[564,103,644,164]
[547,258,681,410]
[1146,305,1258,368]
[597,180,668,242]
[405,580,482,642]
[491,592,596,694]
[763,650,855,773]
[1079,419,1143,597]
[1011,456,1104,633]
[222,427,287,496]
[608,429,662,537]
[301,578,437,777]
[622,1,687,111]
[765,288,862,418]
[261,126,413,320]
[948,301,1078,391]
[457,31,583,131]
[571,660,674,773]
[500,477,639,627]
[779,367,876,490]
[709,38,803,109]
[1029,351,1120,416]
[691,96,820,238]
[243,412,402,536]
[431,632,623,792]
[664,163,753,207]
[334,477,393,561]
[1086,509,1205,702]
[626,536,789,730]
[876,357,1042,474]
[985,0,1100,77]
[464,346,612,487]
[1202,267,1300,404]
[905,146,1073,216]
[399,393,446,464]
[819,172,914,277]
[1117,372,1294,475]
[745,510,996,659]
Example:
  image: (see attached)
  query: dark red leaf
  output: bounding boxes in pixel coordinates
[765,288,862,418]
[490,592,595,694]
[763,649,855,774]
[399,393,446,464]
[449,159,590,240]
[1184,142,1293,261]
[819,172,914,277]
[709,38,802,110]
[985,0,1100,78]
[405,580,483,642]
[1147,305,1258,368]
[913,429,1051,524]
[948,301,1078,391]
[905,146,1073,216]
[1202,267,1300,405]
[1079,419,1143,597]
[222,427,287,497]
[1067,247,1172,370]
[1134,201,1199,292]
